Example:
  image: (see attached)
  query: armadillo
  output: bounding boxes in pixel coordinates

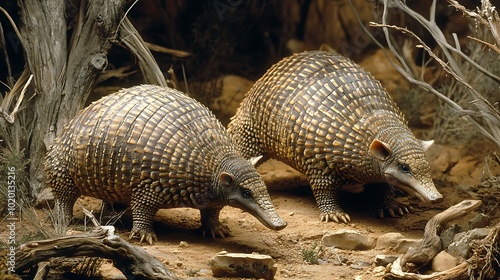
[45,84,286,244]
[227,51,443,223]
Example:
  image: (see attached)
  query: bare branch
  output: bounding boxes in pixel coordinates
[467,35,500,53]
[356,0,500,147]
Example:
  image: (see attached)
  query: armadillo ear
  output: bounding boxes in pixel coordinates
[420,140,434,151]
[219,172,234,186]
[369,139,391,161]
[249,155,263,166]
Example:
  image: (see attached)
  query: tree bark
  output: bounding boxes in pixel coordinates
[18,0,66,196]
[19,0,128,196]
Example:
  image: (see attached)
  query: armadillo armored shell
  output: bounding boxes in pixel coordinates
[45,84,286,244]
[228,51,443,223]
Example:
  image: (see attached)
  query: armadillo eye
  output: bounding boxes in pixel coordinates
[242,190,252,199]
[400,164,411,173]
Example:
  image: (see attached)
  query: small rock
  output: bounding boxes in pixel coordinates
[376,232,405,250]
[322,230,375,250]
[432,251,459,272]
[209,251,277,280]
[176,262,183,268]
[375,232,421,253]
[179,241,189,248]
[317,258,328,265]
[440,224,462,249]
[468,213,490,229]
[199,268,211,275]
[350,261,371,270]
[448,228,491,260]
[34,187,55,209]
[394,238,422,254]
[280,268,295,278]
[373,254,398,266]
[372,266,386,277]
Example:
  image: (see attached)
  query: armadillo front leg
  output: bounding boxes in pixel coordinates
[375,185,411,218]
[200,207,231,238]
[309,176,351,223]
[129,187,162,245]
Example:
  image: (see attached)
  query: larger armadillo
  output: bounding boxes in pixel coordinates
[227,51,443,223]
[45,84,286,244]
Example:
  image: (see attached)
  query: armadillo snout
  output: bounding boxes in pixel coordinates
[266,212,287,230]
[429,193,444,203]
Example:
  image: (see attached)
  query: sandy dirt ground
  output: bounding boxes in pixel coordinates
[53,142,497,280]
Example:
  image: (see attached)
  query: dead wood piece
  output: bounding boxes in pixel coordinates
[403,200,482,265]
[385,200,482,280]
[144,42,192,58]
[15,227,180,280]
[384,257,468,280]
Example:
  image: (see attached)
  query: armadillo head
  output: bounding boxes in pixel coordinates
[216,158,287,230]
[370,138,443,204]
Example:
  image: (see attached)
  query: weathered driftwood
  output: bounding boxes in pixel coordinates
[403,199,482,265]
[384,200,483,280]
[15,226,180,280]
[385,258,469,280]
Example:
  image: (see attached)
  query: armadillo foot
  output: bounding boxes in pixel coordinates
[319,212,351,224]
[200,223,232,239]
[375,204,412,219]
[200,207,231,238]
[129,228,158,245]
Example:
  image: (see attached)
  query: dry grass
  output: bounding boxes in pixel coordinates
[468,222,500,280]
[471,152,500,217]
[432,24,500,145]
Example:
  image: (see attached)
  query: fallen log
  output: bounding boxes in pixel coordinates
[15,226,180,280]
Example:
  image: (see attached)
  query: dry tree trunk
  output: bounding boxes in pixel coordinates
[18,0,128,196]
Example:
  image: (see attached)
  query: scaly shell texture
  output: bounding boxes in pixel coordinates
[228,51,443,223]
[45,84,285,244]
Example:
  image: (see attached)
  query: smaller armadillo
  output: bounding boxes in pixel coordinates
[45,84,286,244]
[227,51,443,223]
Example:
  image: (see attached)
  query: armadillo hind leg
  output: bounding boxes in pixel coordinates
[374,185,412,219]
[49,169,80,223]
[200,207,231,238]
[310,176,351,224]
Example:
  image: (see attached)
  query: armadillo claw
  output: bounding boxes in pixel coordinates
[319,212,351,224]
[201,223,231,239]
[129,229,158,245]
[375,204,411,219]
